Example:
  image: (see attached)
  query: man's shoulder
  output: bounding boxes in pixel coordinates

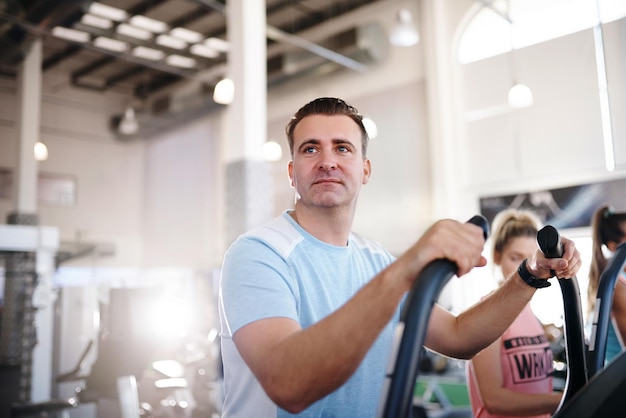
[349,231,392,259]
[234,214,303,258]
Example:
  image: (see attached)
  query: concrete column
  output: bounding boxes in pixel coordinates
[10,37,42,223]
[222,0,272,245]
[0,37,53,405]
[422,0,461,218]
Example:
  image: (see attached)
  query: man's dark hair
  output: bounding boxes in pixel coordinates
[285,97,369,157]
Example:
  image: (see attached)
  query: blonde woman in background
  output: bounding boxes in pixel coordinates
[466,209,563,418]
[587,205,626,364]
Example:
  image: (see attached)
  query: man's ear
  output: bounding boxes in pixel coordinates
[362,158,371,185]
[288,161,295,188]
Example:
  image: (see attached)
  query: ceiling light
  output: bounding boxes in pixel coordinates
[506,9,533,110]
[204,37,230,52]
[51,26,90,43]
[390,9,419,47]
[129,15,168,33]
[117,23,152,41]
[81,13,113,30]
[262,141,283,162]
[508,82,534,108]
[133,46,165,61]
[190,43,219,59]
[156,34,187,50]
[170,27,204,43]
[166,55,196,68]
[88,2,128,22]
[119,107,139,135]
[34,142,48,161]
[213,78,234,105]
[94,36,128,52]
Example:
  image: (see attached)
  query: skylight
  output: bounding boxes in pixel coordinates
[156,34,187,50]
[52,27,90,43]
[170,27,204,44]
[129,15,168,34]
[166,55,196,68]
[117,23,153,41]
[81,13,113,30]
[93,36,128,52]
[88,2,127,22]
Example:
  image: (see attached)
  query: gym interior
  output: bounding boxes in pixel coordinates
[0,0,625,417]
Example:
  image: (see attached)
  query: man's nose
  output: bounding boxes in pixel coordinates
[318,153,337,171]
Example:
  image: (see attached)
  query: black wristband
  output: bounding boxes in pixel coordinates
[517,259,551,288]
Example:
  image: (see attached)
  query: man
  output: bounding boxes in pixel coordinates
[218,97,581,417]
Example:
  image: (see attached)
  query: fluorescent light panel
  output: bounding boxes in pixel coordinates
[81,13,113,30]
[117,23,153,40]
[89,2,128,22]
[129,15,168,33]
[133,46,165,61]
[204,37,230,52]
[94,36,128,52]
[166,54,196,68]
[190,43,219,58]
[156,34,187,50]
[52,26,90,43]
[170,27,204,43]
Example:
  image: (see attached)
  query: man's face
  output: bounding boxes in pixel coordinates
[288,114,371,209]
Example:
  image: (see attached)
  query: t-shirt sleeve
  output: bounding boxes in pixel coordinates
[220,236,299,336]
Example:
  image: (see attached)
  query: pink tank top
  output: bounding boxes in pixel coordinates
[467,304,554,418]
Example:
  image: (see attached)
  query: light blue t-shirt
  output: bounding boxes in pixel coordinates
[219,211,397,418]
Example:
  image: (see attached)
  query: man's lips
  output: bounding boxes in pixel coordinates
[313,178,342,185]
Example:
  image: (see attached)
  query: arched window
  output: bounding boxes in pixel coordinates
[458,0,626,64]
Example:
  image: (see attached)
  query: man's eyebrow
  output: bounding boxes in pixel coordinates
[296,138,356,152]
[297,138,321,152]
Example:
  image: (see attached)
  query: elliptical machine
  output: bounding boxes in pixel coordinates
[378,217,626,418]
[551,241,626,418]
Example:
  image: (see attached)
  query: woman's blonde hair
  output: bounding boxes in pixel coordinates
[490,208,542,265]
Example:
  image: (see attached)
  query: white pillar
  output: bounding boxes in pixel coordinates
[221,0,272,246]
[226,0,267,162]
[422,0,461,219]
[14,37,42,216]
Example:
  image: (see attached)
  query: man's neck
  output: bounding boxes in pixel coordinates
[290,204,353,246]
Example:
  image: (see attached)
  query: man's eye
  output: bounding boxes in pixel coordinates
[337,146,349,153]
[304,146,316,153]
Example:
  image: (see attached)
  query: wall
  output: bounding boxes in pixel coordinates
[460,19,626,199]
[0,75,145,267]
[141,113,223,268]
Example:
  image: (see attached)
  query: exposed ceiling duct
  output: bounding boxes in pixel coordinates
[268,21,388,86]
[0,0,391,140]
[0,0,92,67]
[112,19,390,140]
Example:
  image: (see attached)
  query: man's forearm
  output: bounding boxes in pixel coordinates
[464,272,536,356]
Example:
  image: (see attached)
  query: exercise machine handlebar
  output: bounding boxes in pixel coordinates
[378,215,489,418]
[587,241,626,377]
[536,225,587,410]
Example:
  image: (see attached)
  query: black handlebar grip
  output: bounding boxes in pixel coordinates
[537,225,563,258]
[467,214,489,241]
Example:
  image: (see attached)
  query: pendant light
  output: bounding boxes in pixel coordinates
[507,2,533,109]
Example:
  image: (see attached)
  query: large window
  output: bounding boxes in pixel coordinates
[458,0,626,64]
